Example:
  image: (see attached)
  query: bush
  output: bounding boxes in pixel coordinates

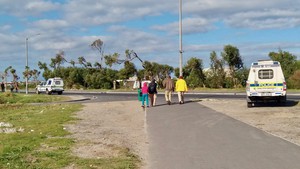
[289,70,300,89]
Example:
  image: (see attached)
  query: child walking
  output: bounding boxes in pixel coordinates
[141,82,149,107]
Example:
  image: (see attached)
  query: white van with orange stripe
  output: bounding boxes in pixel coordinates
[246,60,287,107]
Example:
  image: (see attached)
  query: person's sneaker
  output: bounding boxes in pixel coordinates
[147,106,149,108]
[141,105,145,107]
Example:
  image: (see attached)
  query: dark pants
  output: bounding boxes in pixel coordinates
[148,93,157,106]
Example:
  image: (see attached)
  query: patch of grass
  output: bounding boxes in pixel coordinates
[0,103,80,168]
[0,92,66,104]
[191,87,245,93]
[0,94,140,169]
[75,147,139,169]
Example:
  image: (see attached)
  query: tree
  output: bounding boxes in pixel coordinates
[158,64,174,80]
[296,60,300,70]
[1,66,12,91]
[94,62,102,69]
[23,69,41,86]
[142,61,154,79]
[10,68,19,82]
[86,62,92,68]
[91,39,104,68]
[3,66,12,81]
[206,51,226,88]
[118,61,137,80]
[50,51,66,69]
[38,61,51,80]
[222,45,243,71]
[70,60,76,67]
[289,70,300,89]
[221,45,243,88]
[78,56,87,67]
[104,53,119,68]
[268,49,297,80]
[184,57,205,88]
[31,69,40,85]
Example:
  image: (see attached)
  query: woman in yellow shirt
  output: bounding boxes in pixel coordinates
[175,76,188,104]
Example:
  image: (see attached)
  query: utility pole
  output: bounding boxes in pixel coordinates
[25,33,40,94]
[179,0,183,76]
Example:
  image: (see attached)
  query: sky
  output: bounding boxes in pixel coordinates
[1,0,300,80]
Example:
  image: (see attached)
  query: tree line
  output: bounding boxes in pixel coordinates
[2,39,300,89]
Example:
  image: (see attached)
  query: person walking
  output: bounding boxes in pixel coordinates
[148,79,158,107]
[14,81,19,93]
[141,82,149,108]
[1,82,5,92]
[175,76,188,104]
[163,75,174,105]
[10,82,14,92]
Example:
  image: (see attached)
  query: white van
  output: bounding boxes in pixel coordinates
[36,77,64,95]
[246,60,287,107]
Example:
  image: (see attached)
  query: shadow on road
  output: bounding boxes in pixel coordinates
[152,100,195,107]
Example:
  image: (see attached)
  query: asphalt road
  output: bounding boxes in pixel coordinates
[146,100,300,169]
[63,91,300,103]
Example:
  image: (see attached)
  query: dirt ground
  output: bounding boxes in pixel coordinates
[65,96,300,169]
[65,100,148,168]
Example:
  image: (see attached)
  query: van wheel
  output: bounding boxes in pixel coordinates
[36,90,40,94]
[247,102,252,108]
[279,96,287,106]
[58,91,63,95]
[46,89,52,95]
[282,96,287,103]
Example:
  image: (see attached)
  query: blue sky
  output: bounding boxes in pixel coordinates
[1,0,300,80]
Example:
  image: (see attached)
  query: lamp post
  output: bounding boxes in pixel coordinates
[179,0,183,77]
[25,33,40,94]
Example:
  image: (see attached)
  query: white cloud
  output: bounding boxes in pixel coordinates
[32,19,69,30]
[63,0,175,26]
[105,25,175,56]
[225,9,300,29]
[0,0,60,16]
[152,17,215,34]
[184,1,300,29]
[25,1,60,13]
[0,25,11,31]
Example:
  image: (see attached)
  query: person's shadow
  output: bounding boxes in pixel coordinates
[152,100,195,107]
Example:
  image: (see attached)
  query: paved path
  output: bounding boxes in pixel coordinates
[146,100,300,169]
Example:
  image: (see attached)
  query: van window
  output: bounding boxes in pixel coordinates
[47,80,52,85]
[258,69,273,79]
[55,81,61,85]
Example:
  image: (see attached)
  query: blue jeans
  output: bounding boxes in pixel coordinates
[141,94,149,106]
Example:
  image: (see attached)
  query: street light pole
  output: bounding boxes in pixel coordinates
[179,0,183,77]
[25,37,28,94]
[25,33,40,94]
